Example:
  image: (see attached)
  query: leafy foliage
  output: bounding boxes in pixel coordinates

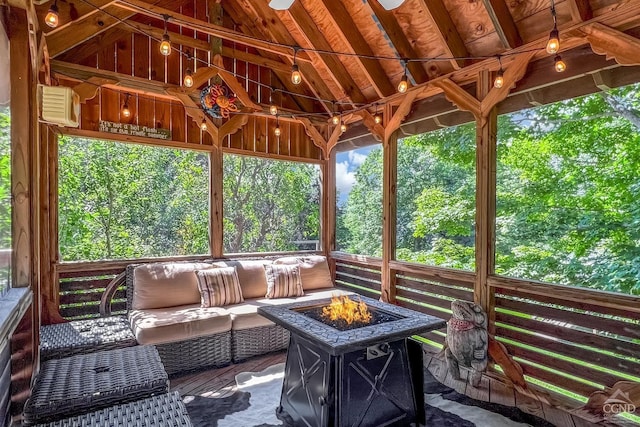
[336,84,640,295]
[0,107,10,292]
[223,155,320,253]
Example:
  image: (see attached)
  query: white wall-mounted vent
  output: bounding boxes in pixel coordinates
[38,85,80,128]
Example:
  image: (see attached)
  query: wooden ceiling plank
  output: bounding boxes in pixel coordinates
[283,2,368,105]
[481,0,523,49]
[567,0,593,23]
[222,1,316,112]
[582,23,640,66]
[366,0,429,85]
[316,0,396,98]
[57,26,132,63]
[414,0,469,70]
[114,0,313,62]
[232,0,335,113]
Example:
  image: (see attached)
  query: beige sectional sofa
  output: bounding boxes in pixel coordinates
[120,255,350,375]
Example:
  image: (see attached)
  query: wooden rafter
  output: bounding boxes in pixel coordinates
[222,1,316,112]
[414,0,469,70]
[280,2,368,105]
[113,0,314,62]
[230,0,334,113]
[315,0,396,98]
[481,0,522,49]
[36,0,115,34]
[567,0,593,22]
[582,23,640,66]
[57,27,132,64]
[366,0,429,85]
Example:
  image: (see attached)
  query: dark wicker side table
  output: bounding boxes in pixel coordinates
[40,316,137,361]
[34,392,192,427]
[24,345,169,425]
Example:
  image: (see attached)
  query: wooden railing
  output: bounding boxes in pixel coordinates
[489,276,640,399]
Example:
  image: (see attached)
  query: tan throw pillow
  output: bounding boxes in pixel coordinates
[264,264,303,299]
[195,267,244,307]
[274,255,333,290]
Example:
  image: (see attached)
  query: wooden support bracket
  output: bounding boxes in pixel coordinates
[355,110,385,142]
[219,114,248,140]
[299,118,329,159]
[73,77,117,103]
[582,23,640,66]
[384,92,419,143]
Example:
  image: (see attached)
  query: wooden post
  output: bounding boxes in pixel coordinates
[381,103,397,303]
[475,70,497,334]
[210,145,224,258]
[321,151,336,256]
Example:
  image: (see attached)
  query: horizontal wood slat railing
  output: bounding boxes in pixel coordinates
[331,252,382,301]
[490,276,640,400]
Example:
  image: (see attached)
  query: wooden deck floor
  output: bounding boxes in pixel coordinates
[170,349,628,427]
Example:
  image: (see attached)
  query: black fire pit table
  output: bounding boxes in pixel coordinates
[258,295,446,427]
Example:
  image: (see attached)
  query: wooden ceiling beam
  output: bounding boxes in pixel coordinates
[315,0,396,98]
[56,27,132,63]
[481,0,522,49]
[114,0,313,63]
[366,0,429,85]
[231,0,335,113]
[281,2,368,105]
[414,0,469,70]
[122,21,292,72]
[222,1,316,112]
[567,0,593,23]
[36,0,116,35]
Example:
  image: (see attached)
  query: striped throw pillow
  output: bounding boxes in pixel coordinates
[265,264,303,299]
[195,267,244,307]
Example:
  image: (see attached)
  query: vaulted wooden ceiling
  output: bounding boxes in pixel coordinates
[27,0,640,139]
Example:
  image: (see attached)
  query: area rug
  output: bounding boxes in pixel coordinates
[182,363,554,427]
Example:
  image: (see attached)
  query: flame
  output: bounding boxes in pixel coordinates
[322,295,372,325]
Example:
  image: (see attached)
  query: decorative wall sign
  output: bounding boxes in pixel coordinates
[99,121,171,140]
[200,83,239,119]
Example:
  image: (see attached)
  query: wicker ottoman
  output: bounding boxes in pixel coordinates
[34,392,192,427]
[40,316,137,361]
[23,345,169,425]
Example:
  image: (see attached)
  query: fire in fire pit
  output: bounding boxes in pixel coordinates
[296,295,402,331]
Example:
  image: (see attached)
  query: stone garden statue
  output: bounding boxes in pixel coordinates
[444,300,488,387]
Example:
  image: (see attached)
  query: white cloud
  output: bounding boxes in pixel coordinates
[335,161,355,196]
[348,151,367,167]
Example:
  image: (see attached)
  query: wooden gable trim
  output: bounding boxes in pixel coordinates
[581,23,640,66]
[481,0,522,49]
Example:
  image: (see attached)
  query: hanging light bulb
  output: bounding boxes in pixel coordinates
[274,116,281,136]
[183,68,194,88]
[494,57,504,89]
[397,61,409,93]
[374,103,382,124]
[546,0,560,54]
[554,55,566,72]
[291,48,302,85]
[121,93,131,118]
[269,104,278,115]
[340,122,347,133]
[546,28,560,54]
[159,16,171,56]
[200,118,207,131]
[45,0,59,28]
[331,102,340,125]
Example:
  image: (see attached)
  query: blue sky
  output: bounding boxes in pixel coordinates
[335,145,377,206]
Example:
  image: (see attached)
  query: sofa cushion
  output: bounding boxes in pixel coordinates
[274,255,333,291]
[196,267,244,307]
[211,259,272,299]
[132,262,214,310]
[228,288,354,331]
[129,304,231,345]
[265,264,304,298]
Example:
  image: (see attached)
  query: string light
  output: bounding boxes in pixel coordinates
[554,55,566,72]
[546,0,560,54]
[121,93,131,118]
[269,89,278,115]
[183,69,193,88]
[331,102,340,125]
[200,117,207,131]
[398,61,409,93]
[494,57,504,89]
[340,114,347,133]
[374,104,382,124]
[274,115,281,136]
[291,48,302,85]
[45,0,59,28]
[159,15,172,56]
